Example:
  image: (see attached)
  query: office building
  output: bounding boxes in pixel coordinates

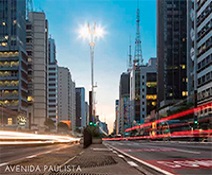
[75,87,86,129]
[119,72,131,134]
[157,0,187,108]
[58,67,75,130]
[0,0,28,127]
[140,58,157,119]
[115,99,119,135]
[26,12,48,130]
[47,38,58,124]
[187,0,212,121]
[85,101,89,126]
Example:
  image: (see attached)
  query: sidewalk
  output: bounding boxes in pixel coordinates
[0,143,142,175]
[57,143,142,175]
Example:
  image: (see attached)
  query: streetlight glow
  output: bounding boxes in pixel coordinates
[79,23,105,42]
[79,24,90,40]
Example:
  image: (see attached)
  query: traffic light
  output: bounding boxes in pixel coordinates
[193,116,198,129]
[89,122,93,126]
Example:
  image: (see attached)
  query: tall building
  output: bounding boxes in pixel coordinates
[26,12,48,130]
[58,67,75,129]
[70,80,76,132]
[187,0,212,121]
[140,58,157,120]
[0,0,28,127]
[157,0,187,108]
[115,99,119,135]
[75,87,86,129]
[89,91,93,122]
[187,0,197,104]
[85,101,89,126]
[195,1,211,108]
[47,38,58,124]
[118,72,130,135]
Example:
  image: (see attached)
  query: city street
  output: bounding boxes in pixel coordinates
[105,140,212,175]
[0,144,70,166]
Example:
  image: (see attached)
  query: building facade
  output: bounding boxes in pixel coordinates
[75,87,86,129]
[130,58,157,125]
[115,100,119,135]
[157,0,187,108]
[58,67,75,128]
[119,72,131,135]
[0,0,28,127]
[140,58,157,120]
[195,0,211,109]
[26,12,48,130]
[47,38,58,124]
[187,0,212,121]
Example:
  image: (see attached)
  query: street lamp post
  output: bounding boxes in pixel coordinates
[79,23,104,124]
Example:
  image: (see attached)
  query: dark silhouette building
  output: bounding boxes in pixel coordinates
[157,0,187,108]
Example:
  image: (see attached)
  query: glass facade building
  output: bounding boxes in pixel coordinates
[0,0,28,127]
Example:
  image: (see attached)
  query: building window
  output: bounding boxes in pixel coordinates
[182,91,188,97]
[8,118,12,125]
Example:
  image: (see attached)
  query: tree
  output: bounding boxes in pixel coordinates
[44,118,55,131]
[58,122,69,132]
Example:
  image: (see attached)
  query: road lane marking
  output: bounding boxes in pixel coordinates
[26,155,37,159]
[174,148,200,154]
[118,154,125,158]
[157,160,212,169]
[127,161,138,167]
[0,162,8,167]
[0,144,71,168]
[105,143,176,175]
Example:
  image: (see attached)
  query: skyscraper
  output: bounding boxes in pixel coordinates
[187,0,211,123]
[195,1,211,108]
[115,99,119,135]
[140,58,157,119]
[26,12,48,130]
[57,67,76,131]
[157,0,187,108]
[0,0,28,127]
[75,87,86,129]
[47,37,58,124]
[119,72,130,135]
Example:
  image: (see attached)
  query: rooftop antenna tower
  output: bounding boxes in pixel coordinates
[133,0,143,67]
[26,0,33,18]
[127,36,132,72]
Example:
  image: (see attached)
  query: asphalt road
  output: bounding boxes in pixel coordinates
[105,140,212,175]
[0,144,70,166]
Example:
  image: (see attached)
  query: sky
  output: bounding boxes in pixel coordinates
[33,0,156,133]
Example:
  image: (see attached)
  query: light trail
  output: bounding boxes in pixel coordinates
[103,129,212,141]
[125,102,211,132]
[0,131,80,145]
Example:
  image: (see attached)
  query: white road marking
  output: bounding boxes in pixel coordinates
[112,151,117,154]
[118,154,125,158]
[0,162,8,167]
[26,155,37,158]
[174,148,200,154]
[0,144,71,168]
[127,161,138,167]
